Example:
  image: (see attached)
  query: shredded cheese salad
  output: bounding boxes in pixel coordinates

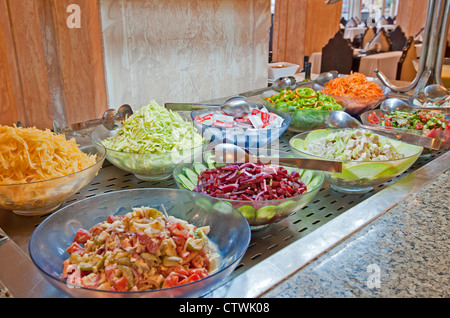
[0,125,96,185]
[62,206,220,291]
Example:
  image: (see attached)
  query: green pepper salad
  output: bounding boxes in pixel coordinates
[264,88,343,112]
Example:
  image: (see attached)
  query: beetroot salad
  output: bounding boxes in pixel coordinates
[193,162,307,201]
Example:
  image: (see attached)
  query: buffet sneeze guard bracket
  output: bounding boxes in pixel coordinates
[0,130,449,298]
[375,0,450,94]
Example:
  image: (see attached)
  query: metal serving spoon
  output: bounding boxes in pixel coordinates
[213,143,343,173]
[423,84,449,102]
[326,111,442,150]
[315,70,339,86]
[382,98,450,115]
[271,76,297,91]
[164,96,251,118]
[271,71,339,92]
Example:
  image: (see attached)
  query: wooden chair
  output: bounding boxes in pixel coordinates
[390,26,407,51]
[396,36,418,81]
[321,31,354,74]
[361,27,376,49]
[366,28,392,52]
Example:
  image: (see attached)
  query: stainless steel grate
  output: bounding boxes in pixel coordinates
[0,131,447,297]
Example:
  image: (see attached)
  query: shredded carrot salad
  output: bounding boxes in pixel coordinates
[323,72,384,98]
[0,125,97,185]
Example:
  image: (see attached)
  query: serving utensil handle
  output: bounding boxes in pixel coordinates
[361,125,442,150]
[164,103,220,111]
[260,157,343,173]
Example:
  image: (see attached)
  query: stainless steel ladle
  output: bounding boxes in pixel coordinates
[213,143,342,172]
[315,70,339,86]
[381,98,450,115]
[423,84,449,102]
[326,111,442,150]
[271,71,339,92]
[164,96,251,118]
[271,76,297,91]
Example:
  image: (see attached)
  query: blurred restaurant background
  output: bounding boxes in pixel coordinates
[0,0,448,130]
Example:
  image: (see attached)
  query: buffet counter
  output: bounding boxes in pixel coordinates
[1,83,449,298]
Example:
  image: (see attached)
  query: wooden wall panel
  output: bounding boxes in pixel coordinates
[0,0,23,126]
[48,0,107,124]
[0,0,107,129]
[100,0,271,108]
[272,0,342,67]
[395,0,429,37]
[7,0,52,129]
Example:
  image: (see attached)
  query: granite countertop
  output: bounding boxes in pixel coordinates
[262,169,449,298]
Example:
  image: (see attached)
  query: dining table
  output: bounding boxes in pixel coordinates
[357,51,403,79]
[378,24,397,32]
[310,52,323,75]
[309,50,402,80]
[415,43,422,57]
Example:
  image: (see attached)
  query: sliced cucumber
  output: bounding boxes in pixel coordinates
[276,200,298,213]
[204,153,216,169]
[255,205,278,222]
[212,201,234,214]
[300,170,314,185]
[306,175,323,190]
[193,162,208,176]
[238,206,256,220]
[195,198,213,211]
[183,167,199,185]
[178,175,196,191]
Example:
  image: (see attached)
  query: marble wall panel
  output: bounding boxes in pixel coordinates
[100,0,271,109]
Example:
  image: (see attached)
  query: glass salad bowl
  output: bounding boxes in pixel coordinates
[0,135,106,216]
[360,109,450,152]
[190,108,291,149]
[91,125,209,181]
[289,128,423,194]
[312,78,391,116]
[173,148,325,230]
[261,88,345,132]
[29,188,251,298]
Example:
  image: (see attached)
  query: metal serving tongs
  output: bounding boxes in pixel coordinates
[213,144,343,173]
[52,104,134,134]
[327,111,443,150]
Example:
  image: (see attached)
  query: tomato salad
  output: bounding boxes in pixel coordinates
[367,110,450,131]
[62,206,220,292]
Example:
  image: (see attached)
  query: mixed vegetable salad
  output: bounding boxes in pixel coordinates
[367,110,450,131]
[62,206,220,291]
